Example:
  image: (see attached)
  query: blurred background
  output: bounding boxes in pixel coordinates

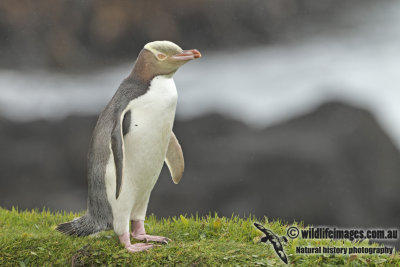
[0,0,399,248]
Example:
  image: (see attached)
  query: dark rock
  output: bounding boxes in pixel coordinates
[0,115,96,211]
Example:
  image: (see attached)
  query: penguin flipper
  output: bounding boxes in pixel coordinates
[111,117,125,199]
[165,132,184,184]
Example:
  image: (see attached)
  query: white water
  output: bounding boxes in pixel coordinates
[0,1,399,146]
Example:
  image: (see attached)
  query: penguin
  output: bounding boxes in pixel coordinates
[57,41,201,252]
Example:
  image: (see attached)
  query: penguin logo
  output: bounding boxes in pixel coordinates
[254,222,289,264]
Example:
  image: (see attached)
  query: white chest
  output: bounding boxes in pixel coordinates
[104,76,178,229]
[122,75,178,187]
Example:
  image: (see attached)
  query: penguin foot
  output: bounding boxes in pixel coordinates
[126,243,154,253]
[132,234,171,244]
[119,232,154,253]
[131,220,171,244]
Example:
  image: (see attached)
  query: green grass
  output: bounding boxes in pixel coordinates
[0,207,398,266]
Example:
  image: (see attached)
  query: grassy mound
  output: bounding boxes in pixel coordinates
[0,207,398,266]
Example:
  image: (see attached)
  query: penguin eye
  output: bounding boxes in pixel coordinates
[157,53,167,60]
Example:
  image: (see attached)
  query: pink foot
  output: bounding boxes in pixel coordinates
[126,243,154,253]
[131,220,171,244]
[119,232,153,253]
[132,233,171,244]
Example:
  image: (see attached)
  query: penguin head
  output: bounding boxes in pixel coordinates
[140,40,201,76]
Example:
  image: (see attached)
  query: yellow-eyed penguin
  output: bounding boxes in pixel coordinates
[56,41,201,252]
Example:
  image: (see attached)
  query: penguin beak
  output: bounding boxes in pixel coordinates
[171,49,202,61]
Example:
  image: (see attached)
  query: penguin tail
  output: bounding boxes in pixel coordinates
[56,214,100,237]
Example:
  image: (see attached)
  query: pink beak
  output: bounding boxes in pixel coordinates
[171,49,202,61]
